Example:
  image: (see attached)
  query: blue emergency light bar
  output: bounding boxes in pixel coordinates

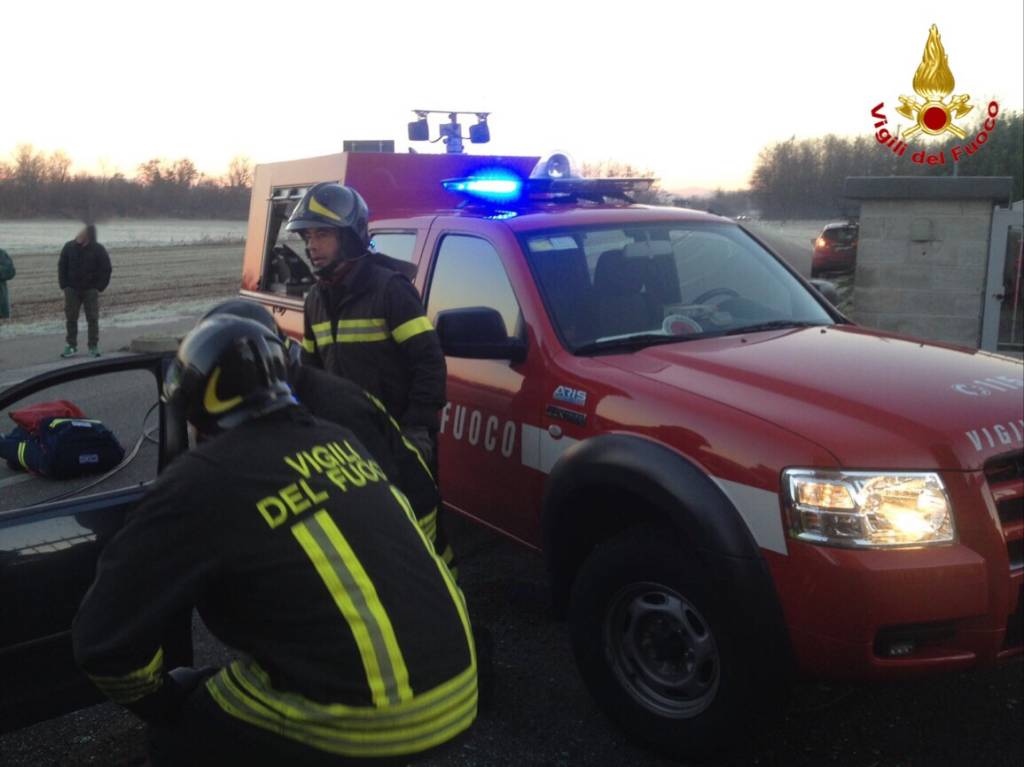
[442,154,655,205]
[442,170,523,202]
[442,173,654,205]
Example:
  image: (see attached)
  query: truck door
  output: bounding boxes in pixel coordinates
[422,225,547,547]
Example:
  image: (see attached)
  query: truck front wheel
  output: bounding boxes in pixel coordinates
[568,526,769,759]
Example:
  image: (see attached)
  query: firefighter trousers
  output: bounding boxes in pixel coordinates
[147,681,462,767]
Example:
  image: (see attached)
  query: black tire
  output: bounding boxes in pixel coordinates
[568,526,776,761]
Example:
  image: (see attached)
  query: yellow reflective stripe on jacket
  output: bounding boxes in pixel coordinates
[301,337,316,353]
[440,544,455,566]
[388,486,473,657]
[399,433,434,482]
[311,320,333,349]
[206,661,476,758]
[337,319,388,330]
[313,318,392,347]
[336,330,390,343]
[87,646,164,704]
[419,509,438,543]
[364,390,435,482]
[392,316,433,344]
[292,511,412,706]
[336,319,390,343]
[17,442,28,469]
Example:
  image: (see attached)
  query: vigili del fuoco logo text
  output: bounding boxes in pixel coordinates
[870,24,999,166]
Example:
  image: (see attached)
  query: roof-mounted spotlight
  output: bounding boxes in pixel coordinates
[408,113,430,142]
[469,114,490,144]
[407,109,492,154]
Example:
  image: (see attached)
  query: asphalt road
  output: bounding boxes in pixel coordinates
[743,221,824,278]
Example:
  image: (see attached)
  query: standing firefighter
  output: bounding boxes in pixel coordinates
[58,224,111,358]
[73,316,476,766]
[288,183,446,464]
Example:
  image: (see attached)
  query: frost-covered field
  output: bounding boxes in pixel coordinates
[1,243,244,333]
[0,218,246,256]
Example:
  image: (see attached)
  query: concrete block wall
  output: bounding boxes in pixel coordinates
[852,199,992,347]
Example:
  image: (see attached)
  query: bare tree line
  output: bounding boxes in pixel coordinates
[0,146,254,220]
[4,115,1020,224]
[748,110,1023,220]
[582,111,1022,220]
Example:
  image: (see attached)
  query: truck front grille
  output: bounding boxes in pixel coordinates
[985,451,1024,571]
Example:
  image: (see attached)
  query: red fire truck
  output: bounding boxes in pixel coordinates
[238,150,1023,756]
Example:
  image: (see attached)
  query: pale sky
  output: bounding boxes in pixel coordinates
[2,0,1022,192]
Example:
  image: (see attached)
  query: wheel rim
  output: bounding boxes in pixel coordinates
[603,582,721,718]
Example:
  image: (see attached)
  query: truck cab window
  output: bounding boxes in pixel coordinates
[369,232,417,262]
[260,186,317,298]
[427,235,522,337]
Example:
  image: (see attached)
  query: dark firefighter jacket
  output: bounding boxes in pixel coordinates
[289,364,453,569]
[300,255,446,431]
[72,407,476,760]
[58,240,112,291]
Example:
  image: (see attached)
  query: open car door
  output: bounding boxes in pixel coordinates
[0,354,187,732]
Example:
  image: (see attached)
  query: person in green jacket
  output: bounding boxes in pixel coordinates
[0,248,15,320]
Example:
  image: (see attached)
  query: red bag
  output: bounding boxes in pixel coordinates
[9,400,87,434]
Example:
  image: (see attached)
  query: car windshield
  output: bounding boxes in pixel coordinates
[521,222,833,353]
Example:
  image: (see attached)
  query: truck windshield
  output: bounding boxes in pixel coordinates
[522,222,834,353]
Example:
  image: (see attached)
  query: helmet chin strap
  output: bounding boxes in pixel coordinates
[309,247,371,281]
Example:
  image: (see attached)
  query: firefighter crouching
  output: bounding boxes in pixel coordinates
[288,183,445,465]
[202,298,455,572]
[72,316,476,766]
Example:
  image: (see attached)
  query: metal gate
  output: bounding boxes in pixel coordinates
[981,200,1024,357]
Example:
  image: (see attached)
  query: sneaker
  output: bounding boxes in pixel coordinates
[60,345,77,358]
[88,346,101,358]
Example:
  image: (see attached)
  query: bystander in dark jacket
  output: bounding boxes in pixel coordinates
[58,225,111,357]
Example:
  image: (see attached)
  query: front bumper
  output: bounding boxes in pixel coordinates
[771,468,1023,679]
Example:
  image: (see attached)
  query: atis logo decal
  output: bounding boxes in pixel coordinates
[553,385,587,407]
[869,25,999,165]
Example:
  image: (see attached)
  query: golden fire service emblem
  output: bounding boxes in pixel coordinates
[895,24,972,139]
[869,24,999,166]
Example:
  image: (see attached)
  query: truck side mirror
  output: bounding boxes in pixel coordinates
[807,278,839,307]
[435,307,527,363]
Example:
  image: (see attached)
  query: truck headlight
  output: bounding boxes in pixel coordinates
[782,469,955,548]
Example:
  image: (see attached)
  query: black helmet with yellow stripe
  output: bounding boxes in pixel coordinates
[286,182,370,251]
[201,298,302,369]
[164,315,296,435]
